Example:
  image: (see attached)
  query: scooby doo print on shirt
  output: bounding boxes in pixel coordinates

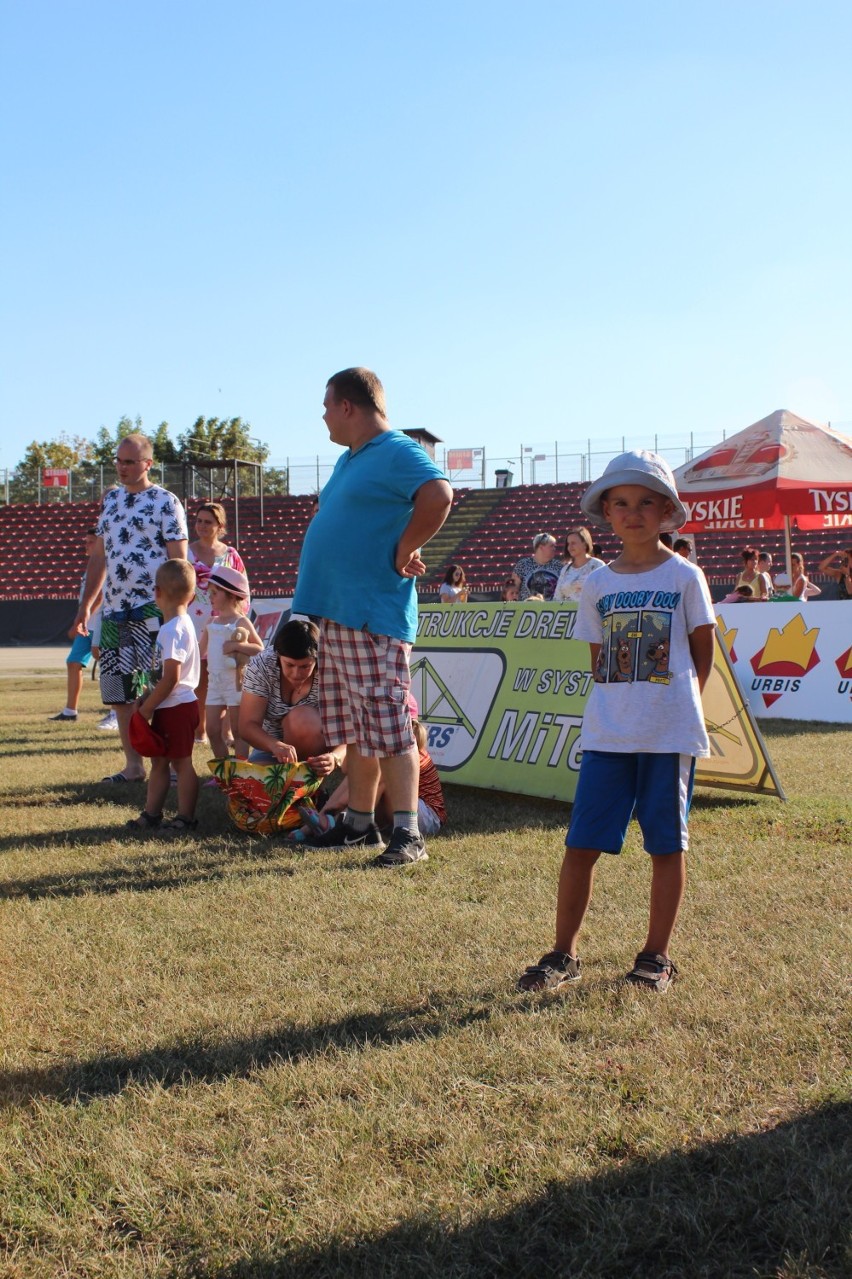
[593,594,679,686]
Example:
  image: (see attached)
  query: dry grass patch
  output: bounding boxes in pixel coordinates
[1,677,849,1277]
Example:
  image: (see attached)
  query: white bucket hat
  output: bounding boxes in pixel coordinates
[580,449,688,532]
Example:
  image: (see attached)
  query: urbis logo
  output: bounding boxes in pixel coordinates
[749,614,820,707]
[835,644,852,699]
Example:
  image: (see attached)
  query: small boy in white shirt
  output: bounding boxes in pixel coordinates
[128,559,201,832]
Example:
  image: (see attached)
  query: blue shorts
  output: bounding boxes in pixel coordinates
[67,633,93,667]
[567,750,696,856]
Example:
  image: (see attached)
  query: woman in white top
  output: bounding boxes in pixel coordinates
[790,552,821,601]
[439,563,468,604]
[554,527,605,602]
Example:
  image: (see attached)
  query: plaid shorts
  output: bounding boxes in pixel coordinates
[318,621,415,758]
[99,603,162,705]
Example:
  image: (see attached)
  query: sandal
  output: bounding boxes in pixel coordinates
[625,951,677,993]
[102,771,145,784]
[161,815,198,832]
[126,811,162,830]
[517,950,581,993]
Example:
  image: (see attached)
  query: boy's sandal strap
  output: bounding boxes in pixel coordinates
[161,816,198,831]
[126,811,162,830]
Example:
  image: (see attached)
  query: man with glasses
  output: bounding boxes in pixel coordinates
[73,433,188,783]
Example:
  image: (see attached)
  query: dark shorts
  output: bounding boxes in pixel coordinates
[151,701,200,762]
[567,750,696,855]
[99,603,162,705]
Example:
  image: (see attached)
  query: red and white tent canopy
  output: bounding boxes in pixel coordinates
[673,409,852,533]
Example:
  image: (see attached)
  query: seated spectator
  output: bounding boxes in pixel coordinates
[673,538,692,559]
[790,552,820,600]
[736,546,768,600]
[554,526,605,602]
[720,584,755,603]
[439,563,468,604]
[501,578,519,602]
[757,550,774,597]
[818,547,852,599]
[511,534,564,600]
[239,619,340,773]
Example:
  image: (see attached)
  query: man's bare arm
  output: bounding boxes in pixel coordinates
[72,538,107,635]
[395,479,453,577]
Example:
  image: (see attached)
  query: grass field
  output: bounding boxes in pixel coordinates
[1,674,850,1278]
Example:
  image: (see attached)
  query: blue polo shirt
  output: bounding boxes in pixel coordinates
[293,430,445,642]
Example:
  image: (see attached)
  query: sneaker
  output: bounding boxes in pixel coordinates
[97,710,119,731]
[625,951,678,993]
[370,827,428,867]
[48,710,78,721]
[517,950,581,992]
[306,816,385,851]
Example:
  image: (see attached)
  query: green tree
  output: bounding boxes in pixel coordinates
[178,417,272,498]
[10,434,94,503]
[151,422,179,464]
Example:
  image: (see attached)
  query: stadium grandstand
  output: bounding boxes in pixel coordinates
[0,484,845,626]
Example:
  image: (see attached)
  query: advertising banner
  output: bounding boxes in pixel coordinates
[715,600,852,724]
[251,597,293,646]
[413,602,782,802]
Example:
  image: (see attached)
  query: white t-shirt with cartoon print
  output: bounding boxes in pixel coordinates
[574,555,715,758]
[96,485,188,613]
[153,615,200,708]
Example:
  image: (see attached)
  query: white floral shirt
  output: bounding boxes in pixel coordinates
[96,485,187,614]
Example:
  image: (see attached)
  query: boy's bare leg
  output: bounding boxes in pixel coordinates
[643,852,686,956]
[554,847,601,957]
[173,756,198,820]
[146,757,171,817]
[114,703,146,779]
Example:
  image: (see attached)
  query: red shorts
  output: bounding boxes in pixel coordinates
[151,700,199,761]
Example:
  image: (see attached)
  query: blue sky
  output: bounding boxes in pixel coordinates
[2,0,851,478]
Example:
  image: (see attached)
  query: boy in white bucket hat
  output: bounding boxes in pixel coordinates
[517,450,715,994]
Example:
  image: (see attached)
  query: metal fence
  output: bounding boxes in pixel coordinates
[4,424,851,502]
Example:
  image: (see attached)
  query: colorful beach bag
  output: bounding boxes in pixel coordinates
[208,758,323,836]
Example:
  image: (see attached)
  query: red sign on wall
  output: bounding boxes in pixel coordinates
[43,469,70,487]
[447,449,474,471]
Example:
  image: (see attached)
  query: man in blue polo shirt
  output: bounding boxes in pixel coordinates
[294,367,452,866]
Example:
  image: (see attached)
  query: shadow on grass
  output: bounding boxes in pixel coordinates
[0,840,296,898]
[0,991,505,1106]
[205,1102,851,1279]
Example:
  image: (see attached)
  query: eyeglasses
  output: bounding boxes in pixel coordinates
[114,456,146,466]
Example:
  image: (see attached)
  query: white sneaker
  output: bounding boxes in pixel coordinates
[97,710,119,731]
